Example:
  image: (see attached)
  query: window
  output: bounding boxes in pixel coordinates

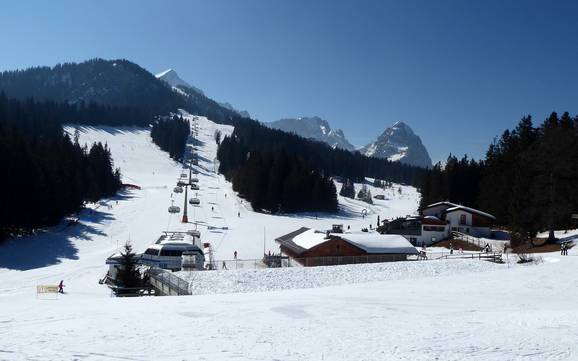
[423,226,445,232]
[460,214,467,225]
[145,248,158,256]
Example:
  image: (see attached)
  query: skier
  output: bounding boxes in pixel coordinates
[222,261,228,270]
[234,251,238,260]
[58,280,65,294]
[449,242,454,255]
[237,212,240,218]
[211,206,214,212]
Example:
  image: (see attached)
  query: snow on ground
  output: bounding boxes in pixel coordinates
[537,229,578,243]
[2,253,578,360]
[181,259,502,295]
[2,112,578,360]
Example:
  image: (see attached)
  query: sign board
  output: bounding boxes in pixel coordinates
[37,285,59,294]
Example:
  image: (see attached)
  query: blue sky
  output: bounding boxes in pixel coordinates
[1,0,577,162]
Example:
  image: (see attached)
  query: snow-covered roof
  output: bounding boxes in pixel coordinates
[292,229,329,250]
[338,233,419,255]
[443,206,496,220]
[276,228,419,255]
[420,201,458,210]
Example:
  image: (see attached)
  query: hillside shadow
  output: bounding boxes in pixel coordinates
[0,197,127,271]
[280,203,363,221]
[188,138,205,147]
[67,125,147,136]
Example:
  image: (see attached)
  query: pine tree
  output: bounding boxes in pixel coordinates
[117,242,141,289]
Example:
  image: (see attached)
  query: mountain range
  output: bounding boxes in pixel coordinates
[267,117,355,151]
[0,58,431,169]
[268,117,432,168]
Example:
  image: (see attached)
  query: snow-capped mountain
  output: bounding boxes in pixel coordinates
[157,69,251,118]
[361,121,432,168]
[156,69,205,96]
[267,116,355,151]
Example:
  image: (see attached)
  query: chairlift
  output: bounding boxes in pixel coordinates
[174,186,184,193]
[168,200,180,214]
[177,181,186,187]
[180,173,187,178]
[190,184,199,190]
[189,197,200,205]
[190,178,199,183]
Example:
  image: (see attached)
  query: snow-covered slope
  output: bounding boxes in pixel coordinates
[1,111,578,359]
[268,116,355,151]
[361,121,432,168]
[0,111,419,297]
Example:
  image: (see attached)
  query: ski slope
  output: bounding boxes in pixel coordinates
[0,111,420,300]
[1,111,577,360]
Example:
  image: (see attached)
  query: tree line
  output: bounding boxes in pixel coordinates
[420,112,578,243]
[218,138,338,213]
[0,94,122,240]
[150,115,190,161]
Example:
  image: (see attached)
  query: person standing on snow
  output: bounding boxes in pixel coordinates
[58,280,65,294]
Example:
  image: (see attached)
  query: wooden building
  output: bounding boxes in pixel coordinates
[275,228,418,266]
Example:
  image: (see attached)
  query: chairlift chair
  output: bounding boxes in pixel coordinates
[190,178,199,183]
[190,184,199,190]
[189,197,200,205]
[168,200,180,214]
[177,181,186,187]
[174,186,184,193]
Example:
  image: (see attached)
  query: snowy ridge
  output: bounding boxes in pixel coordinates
[267,116,355,151]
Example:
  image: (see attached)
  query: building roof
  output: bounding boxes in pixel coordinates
[276,228,419,256]
[443,205,496,220]
[421,216,447,226]
[339,233,419,255]
[275,227,311,255]
[419,201,458,211]
[292,229,329,250]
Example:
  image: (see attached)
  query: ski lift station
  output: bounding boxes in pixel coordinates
[140,232,205,271]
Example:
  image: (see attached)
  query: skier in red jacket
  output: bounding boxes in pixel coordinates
[58,280,65,294]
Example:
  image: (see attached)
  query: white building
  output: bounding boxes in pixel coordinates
[385,202,496,245]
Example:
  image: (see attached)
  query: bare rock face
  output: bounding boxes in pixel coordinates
[268,116,355,151]
[361,121,432,168]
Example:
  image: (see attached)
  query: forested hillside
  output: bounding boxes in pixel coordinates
[0,59,429,215]
[218,143,338,213]
[420,112,578,241]
[150,115,190,160]
[0,94,122,239]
